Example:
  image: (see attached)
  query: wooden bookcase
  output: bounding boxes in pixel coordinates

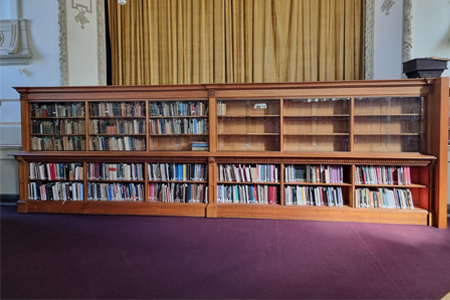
[11,79,449,228]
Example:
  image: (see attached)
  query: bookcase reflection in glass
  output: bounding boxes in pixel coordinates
[354,97,424,152]
[284,98,350,152]
[88,101,146,151]
[148,163,208,203]
[217,99,280,151]
[148,100,209,151]
[30,102,86,151]
[28,162,84,201]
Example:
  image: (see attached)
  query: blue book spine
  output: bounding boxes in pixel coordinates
[193,118,197,134]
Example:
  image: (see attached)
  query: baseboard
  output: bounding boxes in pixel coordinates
[0,194,19,204]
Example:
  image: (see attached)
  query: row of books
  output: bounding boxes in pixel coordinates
[31,103,85,118]
[32,120,85,135]
[217,184,278,204]
[29,162,83,181]
[192,141,208,151]
[90,119,145,134]
[87,182,144,201]
[31,137,86,151]
[218,164,279,183]
[217,102,227,116]
[29,182,84,201]
[148,163,207,181]
[288,165,344,183]
[150,183,208,203]
[89,136,146,151]
[284,186,344,206]
[89,102,146,117]
[149,101,208,117]
[87,163,144,181]
[148,118,208,134]
[355,188,414,209]
[355,166,411,185]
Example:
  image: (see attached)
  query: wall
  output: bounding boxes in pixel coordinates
[0,0,60,196]
[0,0,102,198]
[373,0,404,79]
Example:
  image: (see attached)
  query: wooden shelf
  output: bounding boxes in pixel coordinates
[29,179,84,182]
[354,133,422,136]
[87,179,145,183]
[148,180,207,183]
[284,182,351,187]
[218,133,279,136]
[284,133,349,136]
[355,183,427,188]
[31,134,85,136]
[89,133,145,136]
[218,115,280,118]
[217,181,280,185]
[31,117,85,119]
[354,114,421,117]
[149,115,208,119]
[149,134,208,136]
[89,116,146,119]
[284,114,350,118]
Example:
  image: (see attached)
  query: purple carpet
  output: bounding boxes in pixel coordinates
[2,205,450,299]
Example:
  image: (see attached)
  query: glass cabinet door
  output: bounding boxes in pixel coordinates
[353,97,424,152]
[283,98,350,152]
[217,99,280,151]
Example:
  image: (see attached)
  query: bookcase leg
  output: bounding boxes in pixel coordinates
[16,200,28,213]
[206,204,217,218]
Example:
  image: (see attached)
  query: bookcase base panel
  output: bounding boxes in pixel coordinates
[17,200,206,217]
[214,204,429,226]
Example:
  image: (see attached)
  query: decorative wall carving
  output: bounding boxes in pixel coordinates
[71,0,93,29]
[402,0,413,63]
[365,0,375,80]
[96,0,107,86]
[0,19,32,66]
[58,0,69,86]
[381,0,396,16]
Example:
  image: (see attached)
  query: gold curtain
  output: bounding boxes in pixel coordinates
[108,0,365,85]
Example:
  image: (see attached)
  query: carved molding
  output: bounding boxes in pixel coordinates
[402,0,413,63]
[365,0,375,80]
[381,0,396,16]
[58,0,69,86]
[208,89,216,98]
[71,0,93,29]
[59,0,107,86]
[0,19,32,66]
[96,0,107,85]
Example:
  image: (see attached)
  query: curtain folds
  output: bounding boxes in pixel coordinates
[108,0,365,85]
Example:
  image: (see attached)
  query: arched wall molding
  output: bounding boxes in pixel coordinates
[58,0,106,86]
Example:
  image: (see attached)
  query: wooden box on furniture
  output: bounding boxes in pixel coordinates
[11,78,449,228]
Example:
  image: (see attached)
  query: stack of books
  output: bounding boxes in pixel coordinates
[191,142,208,151]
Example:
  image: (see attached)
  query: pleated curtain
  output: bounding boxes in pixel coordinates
[108,0,365,85]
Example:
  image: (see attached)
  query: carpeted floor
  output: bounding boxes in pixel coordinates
[1,205,450,299]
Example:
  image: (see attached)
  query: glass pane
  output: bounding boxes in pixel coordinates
[283,98,350,152]
[354,97,424,152]
[217,99,280,151]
